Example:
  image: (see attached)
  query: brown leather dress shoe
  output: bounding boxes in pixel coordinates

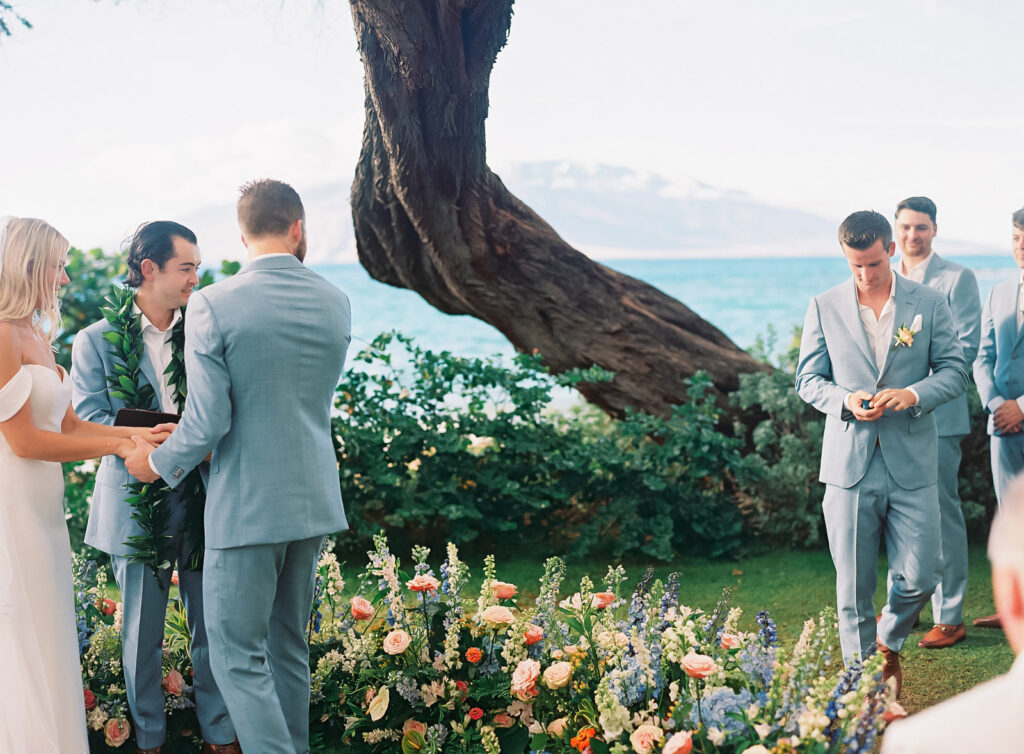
[877,641,902,699]
[203,741,242,754]
[917,623,966,648]
[972,613,1002,629]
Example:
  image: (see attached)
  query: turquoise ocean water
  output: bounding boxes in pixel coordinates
[315,255,1020,362]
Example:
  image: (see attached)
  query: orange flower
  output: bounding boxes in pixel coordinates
[465,647,483,663]
[570,726,597,751]
[468,707,484,720]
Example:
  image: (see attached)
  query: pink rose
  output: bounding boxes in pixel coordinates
[592,591,616,609]
[493,712,515,728]
[720,634,741,650]
[681,653,716,679]
[883,701,908,723]
[383,629,412,655]
[480,605,515,628]
[491,581,518,600]
[170,570,179,586]
[511,659,541,701]
[350,595,374,621]
[104,717,131,747]
[97,598,117,616]
[83,687,97,710]
[628,723,664,754]
[524,624,544,645]
[403,719,427,735]
[663,731,694,754]
[162,669,185,697]
[407,574,441,593]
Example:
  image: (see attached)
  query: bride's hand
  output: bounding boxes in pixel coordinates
[138,425,174,446]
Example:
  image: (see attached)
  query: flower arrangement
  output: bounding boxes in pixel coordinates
[77,538,898,753]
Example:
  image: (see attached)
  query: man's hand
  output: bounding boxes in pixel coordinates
[872,388,917,412]
[993,400,1024,435]
[847,390,883,422]
[125,436,159,482]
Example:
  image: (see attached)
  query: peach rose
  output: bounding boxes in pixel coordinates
[407,574,441,593]
[491,581,518,600]
[524,624,544,645]
[350,595,374,621]
[542,661,573,690]
[592,591,616,609]
[629,723,664,754]
[720,633,741,650]
[883,701,908,723]
[547,717,569,738]
[480,605,515,628]
[162,669,185,696]
[170,570,179,586]
[493,712,515,728]
[83,688,97,710]
[104,717,131,747]
[383,629,412,655]
[740,747,769,754]
[663,731,694,754]
[511,659,541,701]
[403,719,427,735]
[681,652,716,679]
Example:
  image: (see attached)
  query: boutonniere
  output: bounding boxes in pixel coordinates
[892,313,923,350]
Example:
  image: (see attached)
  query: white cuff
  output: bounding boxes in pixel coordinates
[907,387,921,406]
[990,396,1007,413]
[1016,396,1024,414]
[147,454,161,478]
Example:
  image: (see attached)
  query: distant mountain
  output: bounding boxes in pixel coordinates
[177,162,999,264]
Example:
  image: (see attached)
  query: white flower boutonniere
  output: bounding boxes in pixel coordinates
[892,313,923,350]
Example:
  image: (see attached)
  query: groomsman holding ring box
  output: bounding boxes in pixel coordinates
[796,210,968,697]
[892,197,981,649]
[972,206,1024,629]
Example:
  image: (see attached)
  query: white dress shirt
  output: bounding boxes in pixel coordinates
[897,251,933,284]
[134,304,182,413]
[848,275,919,409]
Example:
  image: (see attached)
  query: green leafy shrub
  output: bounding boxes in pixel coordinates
[332,333,747,561]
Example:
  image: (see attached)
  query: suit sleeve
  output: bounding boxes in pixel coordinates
[70,328,116,426]
[795,297,853,420]
[149,292,232,489]
[907,295,969,412]
[949,268,982,368]
[973,288,1001,411]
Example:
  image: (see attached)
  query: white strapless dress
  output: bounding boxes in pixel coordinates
[0,365,89,753]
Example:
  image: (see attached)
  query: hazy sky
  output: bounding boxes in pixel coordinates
[1,0,1022,255]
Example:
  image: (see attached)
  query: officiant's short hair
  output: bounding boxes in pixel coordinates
[237,179,305,238]
[838,210,892,251]
[1013,207,1024,230]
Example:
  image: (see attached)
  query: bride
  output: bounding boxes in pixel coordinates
[0,217,167,753]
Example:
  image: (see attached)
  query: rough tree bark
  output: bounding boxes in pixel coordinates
[349,0,768,418]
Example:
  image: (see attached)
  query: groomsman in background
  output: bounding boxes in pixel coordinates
[797,210,968,697]
[972,206,1024,629]
[893,196,981,649]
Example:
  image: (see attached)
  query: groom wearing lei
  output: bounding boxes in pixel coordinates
[796,210,968,696]
[71,222,238,753]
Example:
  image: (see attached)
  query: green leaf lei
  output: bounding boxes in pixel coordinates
[101,286,206,584]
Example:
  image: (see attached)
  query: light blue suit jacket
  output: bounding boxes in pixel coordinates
[149,255,352,549]
[796,275,968,490]
[908,253,981,437]
[974,275,1024,435]
[71,316,177,556]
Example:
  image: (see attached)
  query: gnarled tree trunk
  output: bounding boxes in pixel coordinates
[349,0,768,417]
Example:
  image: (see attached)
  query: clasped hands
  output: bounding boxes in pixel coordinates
[118,422,178,482]
[847,389,916,422]
[993,400,1024,435]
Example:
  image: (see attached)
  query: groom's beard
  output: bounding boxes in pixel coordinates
[295,234,307,263]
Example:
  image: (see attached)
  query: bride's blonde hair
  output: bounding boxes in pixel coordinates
[0,218,69,345]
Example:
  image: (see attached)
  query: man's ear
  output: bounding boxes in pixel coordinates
[290,218,303,243]
[888,241,896,257]
[140,258,157,280]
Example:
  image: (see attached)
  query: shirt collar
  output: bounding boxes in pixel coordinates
[132,302,182,334]
[858,273,896,312]
[899,251,934,278]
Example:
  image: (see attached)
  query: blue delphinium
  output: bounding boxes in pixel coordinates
[688,686,755,733]
[394,675,423,706]
[757,609,778,648]
[628,568,654,630]
[737,641,776,690]
[824,659,863,746]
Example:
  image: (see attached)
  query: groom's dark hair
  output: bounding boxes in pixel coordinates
[124,221,198,288]
[237,179,304,237]
[838,210,892,251]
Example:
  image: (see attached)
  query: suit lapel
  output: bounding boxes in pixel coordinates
[838,279,878,372]
[138,349,162,409]
[877,276,916,383]
[1007,280,1024,353]
[920,253,944,286]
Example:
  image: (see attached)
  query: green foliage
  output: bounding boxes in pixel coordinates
[58,247,127,370]
[332,333,747,561]
[731,326,826,548]
[0,2,31,37]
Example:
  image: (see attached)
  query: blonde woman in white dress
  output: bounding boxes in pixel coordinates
[0,217,167,753]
